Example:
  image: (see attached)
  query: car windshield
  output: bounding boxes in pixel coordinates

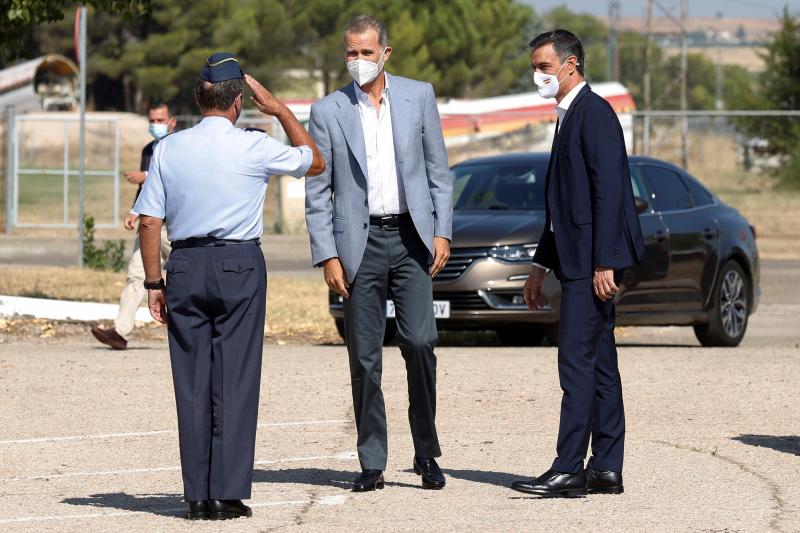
[451,160,548,211]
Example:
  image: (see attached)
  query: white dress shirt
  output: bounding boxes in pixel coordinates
[533,81,588,271]
[134,116,312,241]
[355,77,407,216]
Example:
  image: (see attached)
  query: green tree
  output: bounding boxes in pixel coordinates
[542,6,608,82]
[0,0,150,63]
[729,8,800,188]
[759,7,800,187]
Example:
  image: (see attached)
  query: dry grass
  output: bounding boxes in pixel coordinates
[0,266,340,344]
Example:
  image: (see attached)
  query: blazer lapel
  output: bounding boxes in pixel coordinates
[335,83,368,181]
[549,83,592,168]
[388,74,411,169]
[545,118,559,178]
[558,83,591,136]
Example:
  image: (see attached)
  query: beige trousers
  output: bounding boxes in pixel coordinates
[115,226,171,339]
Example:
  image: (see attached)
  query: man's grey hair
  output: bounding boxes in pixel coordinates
[194,78,243,111]
[344,15,388,47]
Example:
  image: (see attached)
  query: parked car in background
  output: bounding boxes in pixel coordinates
[329,153,760,347]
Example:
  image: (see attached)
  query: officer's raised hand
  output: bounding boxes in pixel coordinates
[245,75,288,117]
[245,74,326,176]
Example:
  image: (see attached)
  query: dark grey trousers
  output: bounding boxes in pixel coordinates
[343,222,441,470]
[164,243,266,501]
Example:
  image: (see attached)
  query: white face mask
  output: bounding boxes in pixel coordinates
[532,60,572,99]
[347,48,388,86]
[148,123,169,140]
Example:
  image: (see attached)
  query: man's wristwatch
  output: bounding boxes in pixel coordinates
[143,278,165,290]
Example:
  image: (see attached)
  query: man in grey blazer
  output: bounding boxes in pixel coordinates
[305,14,453,492]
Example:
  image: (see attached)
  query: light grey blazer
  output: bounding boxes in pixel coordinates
[305,73,453,283]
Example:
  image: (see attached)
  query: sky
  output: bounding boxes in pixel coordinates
[520,0,792,19]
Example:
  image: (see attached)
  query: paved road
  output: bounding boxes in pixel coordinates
[0,299,798,531]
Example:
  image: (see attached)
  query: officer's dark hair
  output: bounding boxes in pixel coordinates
[529,29,585,76]
[149,102,172,116]
[344,14,388,47]
[194,78,243,111]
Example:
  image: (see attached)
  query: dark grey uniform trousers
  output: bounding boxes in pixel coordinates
[164,242,266,501]
[343,220,441,471]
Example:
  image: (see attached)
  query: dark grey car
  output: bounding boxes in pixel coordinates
[330,153,760,347]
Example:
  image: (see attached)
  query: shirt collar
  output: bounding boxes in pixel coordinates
[197,115,236,130]
[354,72,389,104]
[556,80,587,117]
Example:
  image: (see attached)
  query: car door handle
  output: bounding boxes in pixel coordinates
[703,228,718,240]
[654,230,667,243]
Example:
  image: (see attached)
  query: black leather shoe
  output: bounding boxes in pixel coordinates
[352,469,384,492]
[586,467,624,494]
[207,499,252,520]
[511,469,587,497]
[413,457,446,489]
[185,500,209,520]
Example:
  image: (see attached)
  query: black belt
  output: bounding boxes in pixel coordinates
[172,237,261,249]
[369,212,412,228]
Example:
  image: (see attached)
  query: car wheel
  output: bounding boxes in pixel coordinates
[543,323,559,347]
[334,319,397,346]
[334,319,346,342]
[496,326,545,346]
[383,320,397,346]
[694,261,750,347]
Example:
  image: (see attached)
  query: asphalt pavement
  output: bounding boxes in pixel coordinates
[0,283,798,531]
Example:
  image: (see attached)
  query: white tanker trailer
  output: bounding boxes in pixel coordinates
[0,54,79,113]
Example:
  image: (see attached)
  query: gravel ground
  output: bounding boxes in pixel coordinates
[1,296,799,532]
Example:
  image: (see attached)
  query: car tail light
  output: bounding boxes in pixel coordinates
[749,225,757,240]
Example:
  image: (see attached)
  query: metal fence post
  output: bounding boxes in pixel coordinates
[113,118,120,226]
[4,106,14,234]
[77,6,87,267]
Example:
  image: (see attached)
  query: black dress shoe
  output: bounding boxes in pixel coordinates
[207,499,252,520]
[586,467,624,494]
[352,469,384,492]
[511,469,587,497]
[185,500,209,520]
[413,457,446,489]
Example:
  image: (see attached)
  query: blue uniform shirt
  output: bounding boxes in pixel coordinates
[133,116,312,241]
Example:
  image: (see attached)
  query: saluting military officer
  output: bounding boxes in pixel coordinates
[133,53,325,521]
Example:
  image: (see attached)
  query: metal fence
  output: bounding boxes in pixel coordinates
[4,108,120,231]
[2,106,797,236]
[631,110,800,177]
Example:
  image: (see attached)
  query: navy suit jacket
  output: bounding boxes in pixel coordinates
[532,84,645,281]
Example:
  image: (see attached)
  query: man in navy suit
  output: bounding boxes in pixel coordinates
[511,29,645,498]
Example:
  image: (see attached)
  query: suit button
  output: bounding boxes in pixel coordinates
[364,200,368,206]
[363,223,367,229]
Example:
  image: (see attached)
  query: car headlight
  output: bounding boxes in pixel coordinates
[489,243,538,263]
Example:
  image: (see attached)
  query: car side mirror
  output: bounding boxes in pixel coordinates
[634,197,649,214]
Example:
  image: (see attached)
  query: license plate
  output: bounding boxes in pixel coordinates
[386,300,450,319]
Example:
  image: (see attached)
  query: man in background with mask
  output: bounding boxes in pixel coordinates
[305,14,452,492]
[511,29,644,498]
[91,103,176,350]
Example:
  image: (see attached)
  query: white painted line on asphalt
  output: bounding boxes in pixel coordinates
[0,294,154,323]
[318,494,348,505]
[254,451,357,466]
[0,419,350,446]
[0,495,348,524]
[1,451,358,482]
